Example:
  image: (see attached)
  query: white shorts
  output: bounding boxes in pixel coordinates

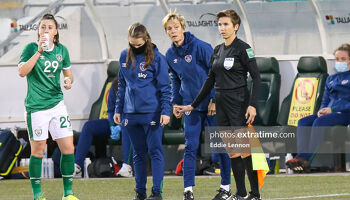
[25,101,73,141]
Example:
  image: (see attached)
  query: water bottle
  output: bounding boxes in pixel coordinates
[41,158,47,178]
[41,33,50,51]
[47,158,54,179]
[20,159,25,166]
[84,158,91,179]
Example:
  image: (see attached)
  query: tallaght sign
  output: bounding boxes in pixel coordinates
[186,13,218,27]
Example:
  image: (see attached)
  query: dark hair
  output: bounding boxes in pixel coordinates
[216,9,241,33]
[126,23,154,69]
[334,43,350,58]
[38,13,59,45]
[113,76,119,93]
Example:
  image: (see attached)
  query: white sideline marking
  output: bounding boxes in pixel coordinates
[268,193,350,200]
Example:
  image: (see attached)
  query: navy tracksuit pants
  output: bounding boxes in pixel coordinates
[297,112,350,161]
[75,119,132,168]
[183,110,231,187]
[123,112,164,195]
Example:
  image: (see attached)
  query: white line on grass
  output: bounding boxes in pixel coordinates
[268,193,350,200]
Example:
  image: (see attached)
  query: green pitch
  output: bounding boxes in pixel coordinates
[0,174,349,200]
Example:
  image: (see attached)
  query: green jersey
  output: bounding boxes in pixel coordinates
[19,42,71,113]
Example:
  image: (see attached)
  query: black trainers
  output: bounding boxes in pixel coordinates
[183,191,194,200]
[133,192,147,200]
[231,194,246,200]
[145,193,162,200]
[212,188,233,200]
[246,194,261,200]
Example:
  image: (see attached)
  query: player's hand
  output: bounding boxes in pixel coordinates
[64,77,72,90]
[160,115,170,126]
[114,113,121,125]
[38,35,47,53]
[317,107,332,117]
[208,101,216,116]
[175,105,194,113]
[173,104,183,119]
[245,106,256,124]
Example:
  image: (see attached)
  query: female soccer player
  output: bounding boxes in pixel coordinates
[176,9,262,200]
[18,13,78,200]
[162,12,232,200]
[114,23,171,200]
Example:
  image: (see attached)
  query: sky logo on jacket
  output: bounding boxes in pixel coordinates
[138,73,147,79]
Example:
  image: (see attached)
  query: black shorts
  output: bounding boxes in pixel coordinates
[215,87,249,126]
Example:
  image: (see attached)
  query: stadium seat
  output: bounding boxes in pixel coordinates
[276,56,328,126]
[275,56,329,171]
[162,109,185,145]
[88,60,119,121]
[249,57,281,126]
[84,61,121,146]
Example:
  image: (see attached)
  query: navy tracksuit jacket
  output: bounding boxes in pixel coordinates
[166,32,231,187]
[116,46,171,195]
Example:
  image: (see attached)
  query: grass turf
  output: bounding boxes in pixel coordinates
[0,174,350,200]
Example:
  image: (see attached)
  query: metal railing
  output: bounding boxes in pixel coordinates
[0,0,64,58]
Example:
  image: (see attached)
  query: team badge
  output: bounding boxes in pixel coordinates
[34,129,42,137]
[139,62,147,71]
[56,54,63,62]
[122,63,126,68]
[124,119,128,127]
[224,58,234,70]
[184,55,192,63]
[341,80,349,85]
[185,111,191,116]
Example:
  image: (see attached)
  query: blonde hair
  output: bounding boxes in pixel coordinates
[334,43,350,58]
[162,10,186,31]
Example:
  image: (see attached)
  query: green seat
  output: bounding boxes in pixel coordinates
[86,61,121,145]
[250,57,281,126]
[277,56,328,126]
[162,108,185,145]
[89,61,119,120]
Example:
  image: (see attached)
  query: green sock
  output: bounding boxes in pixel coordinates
[29,155,43,199]
[60,154,75,196]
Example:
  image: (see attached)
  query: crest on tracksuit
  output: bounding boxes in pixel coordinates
[139,62,147,71]
[224,58,234,70]
[184,55,192,63]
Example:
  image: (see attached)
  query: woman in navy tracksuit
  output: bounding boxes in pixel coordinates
[162,12,232,200]
[286,43,350,173]
[114,23,171,200]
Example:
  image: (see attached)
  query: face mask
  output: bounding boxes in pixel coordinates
[335,62,349,73]
[129,42,147,55]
